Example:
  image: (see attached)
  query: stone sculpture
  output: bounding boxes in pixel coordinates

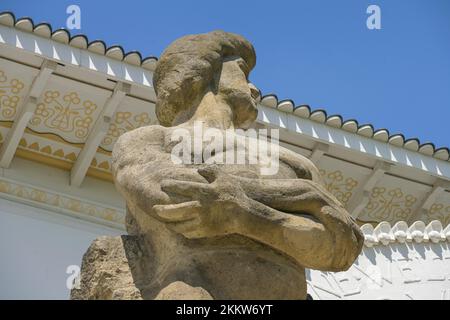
[71,31,363,300]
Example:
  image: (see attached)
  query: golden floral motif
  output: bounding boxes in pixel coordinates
[319,169,358,205]
[0,69,25,119]
[101,111,155,147]
[427,203,450,226]
[30,90,97,139]
[363,187,417,222]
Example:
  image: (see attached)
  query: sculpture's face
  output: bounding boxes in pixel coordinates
[217,56,260,129]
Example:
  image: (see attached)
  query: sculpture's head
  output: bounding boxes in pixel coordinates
[153,31,260,129]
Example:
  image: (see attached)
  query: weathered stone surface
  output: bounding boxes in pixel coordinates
[72,30,363,300]
[71,236,144,300]
[155,282,213,300]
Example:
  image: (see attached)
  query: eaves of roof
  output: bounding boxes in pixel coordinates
[0,11,448,162]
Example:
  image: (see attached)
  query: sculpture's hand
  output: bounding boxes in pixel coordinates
[154,164,339,239]
[153,165,250,238]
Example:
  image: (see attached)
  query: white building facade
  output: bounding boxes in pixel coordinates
[0,12,449,299]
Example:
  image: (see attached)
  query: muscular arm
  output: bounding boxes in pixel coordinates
[111,125,205,215]
[235,178,363,271]
[159,166,363,271]
[244,146,362,270]
[278,145,323,182]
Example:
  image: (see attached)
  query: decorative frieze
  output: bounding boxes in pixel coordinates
[0,68,26,120]
[0,177,125,227]
[319,169,358,206]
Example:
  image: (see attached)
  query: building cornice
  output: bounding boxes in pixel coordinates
[361,220,450,247]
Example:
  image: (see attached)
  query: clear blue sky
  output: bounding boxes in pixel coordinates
[1,0,449,148]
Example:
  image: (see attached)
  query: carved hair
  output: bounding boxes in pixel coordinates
[153,30,256,126]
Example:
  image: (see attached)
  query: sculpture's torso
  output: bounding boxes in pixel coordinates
[161,123,314,180]
[119,124,311,299]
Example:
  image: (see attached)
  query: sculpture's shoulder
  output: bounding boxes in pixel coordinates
[113,125,167,154]
[278,145,322,182]
[71,235,145,300]
[112,125,168,170]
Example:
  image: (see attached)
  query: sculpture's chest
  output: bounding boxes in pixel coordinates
[164,129,296,179]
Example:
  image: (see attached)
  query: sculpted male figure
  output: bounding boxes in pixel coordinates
[71,31,363,300]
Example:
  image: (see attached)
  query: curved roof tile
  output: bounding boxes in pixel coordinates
[388,134,405,147]
[325,115,343,128]
[87,40,107,55]
[33,23,52,38]
[418,143,435,156]
[277,100,294,113]
[310,110,327,123]
[357,124,374,137]
[141,56,158,71]
[0,11,158,71]
[260,94,278,108]
[123,51,142,66]
[69,35,88,49]
[342,119,358,133]
[0,11,14,26]
[293,105,311,118]
[15,17,33,32]
[434,148,450,161]
[404,138,420,151]
[51,29,70,43]
[373,129,389,142]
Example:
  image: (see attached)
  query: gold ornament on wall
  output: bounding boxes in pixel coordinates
[17,136,78,162]
[101,111,155,148]
[362,187,417,223]
[319,169,358,205]
[90,157,111,172]
[0,178,124,224]
[0,69,25,119]
[427,203,450,226]
[29,90,97,140]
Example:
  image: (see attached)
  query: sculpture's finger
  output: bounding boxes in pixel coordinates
[241,179,311,199]
[165,217,204,239]
[161,179,215,198]
[153,201,201,222]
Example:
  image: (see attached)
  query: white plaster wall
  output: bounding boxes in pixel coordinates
[307,242,450,300]
[1,189,449,300]
[0,198,123,299]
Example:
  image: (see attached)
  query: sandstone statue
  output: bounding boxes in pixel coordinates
[71,31,363,300]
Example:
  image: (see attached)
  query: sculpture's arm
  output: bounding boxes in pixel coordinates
[235,177,364,271]
[111,126,206,215]
[278,146,323,182]
[158,166,363,271]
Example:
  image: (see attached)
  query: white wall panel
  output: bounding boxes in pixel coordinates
[0,198,122,299]
[307,241,450,299]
